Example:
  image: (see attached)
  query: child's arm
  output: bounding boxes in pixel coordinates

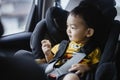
[41,39,54,62]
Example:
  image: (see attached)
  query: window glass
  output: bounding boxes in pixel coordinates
[115,0,120,21]
[0,0,33,35]
[60,0,70,9]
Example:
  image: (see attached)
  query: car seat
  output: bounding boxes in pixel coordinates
[14,7,69,59]
[116,38,120,80]
[14,5,119,80]
[30,6,69,59]
[95,20,120,80]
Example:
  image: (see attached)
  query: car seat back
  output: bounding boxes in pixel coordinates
[95,20,120,80]
[116,39,120,80]
[46,7,69,44]
[30,7,69,58]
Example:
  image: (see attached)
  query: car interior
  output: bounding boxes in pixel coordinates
[0,0,120,80]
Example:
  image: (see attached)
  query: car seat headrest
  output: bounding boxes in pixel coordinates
[45,7,69,43]
[79,0,117,20]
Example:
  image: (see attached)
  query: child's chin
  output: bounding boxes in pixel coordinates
[69,38,78,42]
[69,38,73,41]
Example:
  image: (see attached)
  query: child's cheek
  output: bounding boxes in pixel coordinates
[74,35,81,42]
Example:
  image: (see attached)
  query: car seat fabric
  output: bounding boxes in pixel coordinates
[95,20,120,80]
[14,49,34,58]
[30,19,47,59]
[98,20,120,65]
[116,41,120,80]
[30,7,69,59]
[45,7,69,44]
[95,62,117,80]
[14,19,47,59]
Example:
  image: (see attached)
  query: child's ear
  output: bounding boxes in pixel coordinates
[86,28,94,37]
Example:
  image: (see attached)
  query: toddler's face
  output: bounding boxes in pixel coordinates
[66,14,90,43]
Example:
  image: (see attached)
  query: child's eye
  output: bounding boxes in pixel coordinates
[71,27,75,29]
[71,25,77,29]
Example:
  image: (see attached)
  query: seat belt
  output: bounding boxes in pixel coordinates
[45,40,99,79]
[49,40,98,63]
[45,40,69,74]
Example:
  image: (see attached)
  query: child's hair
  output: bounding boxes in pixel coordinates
[70,4,107,41]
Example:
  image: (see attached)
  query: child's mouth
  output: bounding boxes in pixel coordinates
[68,35,72,38]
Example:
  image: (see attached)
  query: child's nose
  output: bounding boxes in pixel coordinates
[67,28,71,34]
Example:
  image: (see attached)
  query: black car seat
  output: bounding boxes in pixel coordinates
[30,6,69,59]
[95,20,120,80]
[14,7,69,59]
[116,38,120,80]
[14,3,119,80]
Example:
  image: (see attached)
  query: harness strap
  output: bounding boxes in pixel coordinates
[80,40,99,54]
[49,40,99,63]
[46,40,99,79]
[49,40,69,63]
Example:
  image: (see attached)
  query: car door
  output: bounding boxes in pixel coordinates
[0,0,38,55]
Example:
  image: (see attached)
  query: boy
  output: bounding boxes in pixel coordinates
[41,4,105,80]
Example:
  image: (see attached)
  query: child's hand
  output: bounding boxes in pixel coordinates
[69,64,90,75]
[41,39,51,56]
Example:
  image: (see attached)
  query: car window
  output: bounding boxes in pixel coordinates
[0,0,33,36]
[60,0,70,9]
[60,0,120,21]
[115,0,120,21]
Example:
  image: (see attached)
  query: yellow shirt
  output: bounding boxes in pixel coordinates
[51,41,101,66]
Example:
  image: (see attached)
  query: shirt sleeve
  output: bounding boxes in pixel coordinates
[89,47,101,64]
